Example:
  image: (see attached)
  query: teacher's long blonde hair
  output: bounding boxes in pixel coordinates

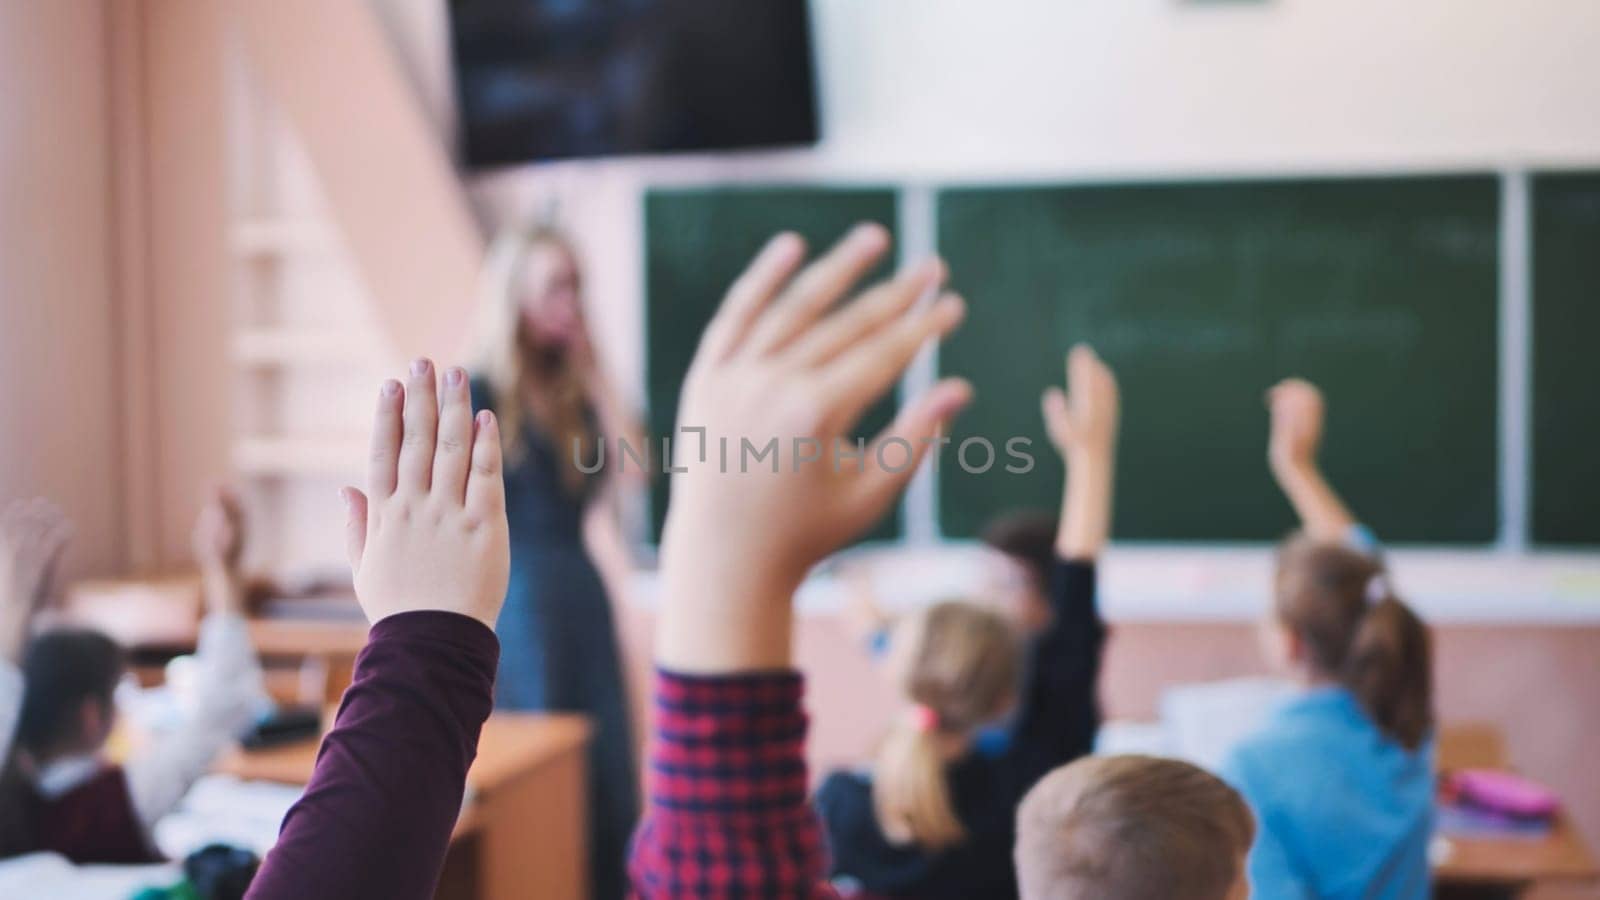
[471,226,597,492]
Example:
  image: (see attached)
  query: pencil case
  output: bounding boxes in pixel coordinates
[1445,769,1559,819]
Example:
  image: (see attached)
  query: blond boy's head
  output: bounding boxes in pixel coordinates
[1015,755,1255,900]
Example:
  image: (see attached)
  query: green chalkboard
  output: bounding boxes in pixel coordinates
[937,176,1500,543]
[645,186,901,540]
[1531,172,1600,546]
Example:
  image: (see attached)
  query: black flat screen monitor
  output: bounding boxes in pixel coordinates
[450,0,820,167]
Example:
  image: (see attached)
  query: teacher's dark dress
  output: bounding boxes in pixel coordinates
[470,379,638,900]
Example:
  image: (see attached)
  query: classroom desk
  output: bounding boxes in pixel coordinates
[246,616,370,703]
[218,713,591,900]
[1435,723,1598,898]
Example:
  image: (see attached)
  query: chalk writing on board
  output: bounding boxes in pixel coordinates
[1088,319,1262,356]
[1277,310,1423,352]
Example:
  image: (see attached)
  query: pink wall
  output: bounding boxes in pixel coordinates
[0,0,125,578]
[0,0,233,576]
[139,0,233,566]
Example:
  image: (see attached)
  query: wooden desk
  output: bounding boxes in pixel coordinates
[1435,723,1598,897]
[219,714,591,900]
[246,618,371,704]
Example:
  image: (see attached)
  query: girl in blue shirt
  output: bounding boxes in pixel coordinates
[1222,379,1435,900]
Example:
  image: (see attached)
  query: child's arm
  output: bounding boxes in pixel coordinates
[0,499,71,760]
[1266,379,1360,544]
[631,225,970,897]
[1042,346,1118,562]
[124,488,270,828]
[1007,346,1118,784]
[245,362,510,900]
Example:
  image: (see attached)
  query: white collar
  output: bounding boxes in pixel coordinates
[33,754,107,799]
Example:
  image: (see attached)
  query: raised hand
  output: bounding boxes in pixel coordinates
[658,225,970,672]
[1041,345,1119,463]
[0,498,73,661]
[341,361,511,629]
[1266,377,1325,475]
[1264,377,1355,542]
[1041,345,1120,560]
[192,486,249,617]
[193,487,245,574]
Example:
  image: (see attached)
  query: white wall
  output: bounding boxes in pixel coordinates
[424,0,1600,406]
[810,0,1600,176]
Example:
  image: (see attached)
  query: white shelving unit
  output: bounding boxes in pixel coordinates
[231,437,368,477]
[231,218,338,257]
[232,327,379,368]
[225,59,396,577]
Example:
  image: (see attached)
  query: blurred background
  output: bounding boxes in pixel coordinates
[2,1,1598,896]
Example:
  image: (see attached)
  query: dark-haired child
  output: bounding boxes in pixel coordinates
[0,499,71,764]
[0,499,72,858]
[10,490,269,864]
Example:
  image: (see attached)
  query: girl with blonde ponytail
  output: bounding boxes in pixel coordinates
[817,346,1119,899]
[872,602,1020,851]
[1221,379,1436,900]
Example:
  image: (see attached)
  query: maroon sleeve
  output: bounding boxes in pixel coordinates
[245,610,499,900]
[628,669,838,899]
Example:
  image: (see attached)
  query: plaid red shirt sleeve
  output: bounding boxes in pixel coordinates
[628,668,839,899]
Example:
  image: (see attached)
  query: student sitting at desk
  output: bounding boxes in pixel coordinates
[817,344,1117,899]
[3,490,269,864]
[0,499,72,762]
[0,499,73,858]
[1221,379,1435,899]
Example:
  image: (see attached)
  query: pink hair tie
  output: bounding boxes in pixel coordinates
[909,704,940,734]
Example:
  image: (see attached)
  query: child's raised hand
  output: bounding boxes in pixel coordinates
[341,361,510,629]
[1267,377,1325,473]
[1040,344,1119,464]
[1265,377,1357,539]
[658,226,970,671]
[1042,346,1120,560]
[0,498,72,660]
[192,487,245,576]
[0,499,71,612]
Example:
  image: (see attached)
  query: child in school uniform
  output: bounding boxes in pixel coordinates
[7,489,270,864]
[0,499,73,858]
[817,345,1118,899]
[0,499,71,764]
[1221,379,1435,899]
